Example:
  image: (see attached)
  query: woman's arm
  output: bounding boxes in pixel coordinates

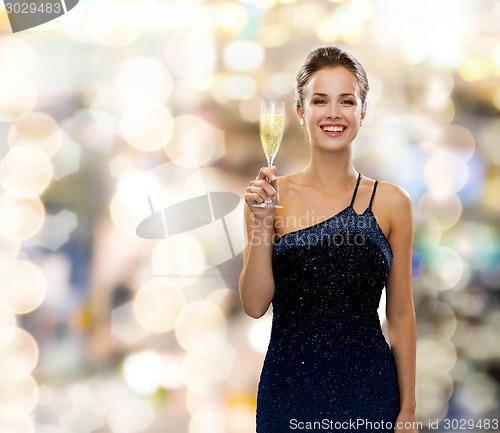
[383,184,417,430]
[239,166,279,318]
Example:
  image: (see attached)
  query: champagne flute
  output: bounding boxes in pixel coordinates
[253,100,285,208]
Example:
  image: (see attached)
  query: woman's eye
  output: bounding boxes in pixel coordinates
[314,99,327,105]
[341,100,354,105]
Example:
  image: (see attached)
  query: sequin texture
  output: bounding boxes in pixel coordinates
[256,176,400,433]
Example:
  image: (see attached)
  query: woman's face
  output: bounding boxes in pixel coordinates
[297,66,365,152]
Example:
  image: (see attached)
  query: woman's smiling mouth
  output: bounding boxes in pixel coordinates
[320,124,347,135]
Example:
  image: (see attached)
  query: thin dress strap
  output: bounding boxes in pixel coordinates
[349,173,362,207]
[368,180,379,209]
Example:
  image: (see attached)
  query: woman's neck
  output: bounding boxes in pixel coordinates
[300,147,357,193]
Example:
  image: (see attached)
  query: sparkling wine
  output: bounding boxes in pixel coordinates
[252,100,285,208]
[260,113,285,163]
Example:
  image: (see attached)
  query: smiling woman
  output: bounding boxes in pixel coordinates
[240,46,417,433]
[299,67,365,153]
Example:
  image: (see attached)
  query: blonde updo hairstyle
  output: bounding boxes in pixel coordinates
[295,46,369,113]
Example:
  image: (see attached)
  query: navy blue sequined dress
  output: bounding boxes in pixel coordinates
[256,174,400,433]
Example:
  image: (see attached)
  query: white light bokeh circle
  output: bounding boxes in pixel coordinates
[0,375,39,420]
[122,351,163,395]
[151,234,205,278]
[264,72,295,97]
[182,341,235,395]
[238,97,261,123]
[159,353,184,390]
[205,288,234,311]
[120,102,174,152]
[455,373,498,415]
[409,63,454,109]
[0,146,53,198]
[177,34,216,92]
[211,74,257,101]
[417,337,457,374]
[435,125,476,161]
[215,3,249,31]
[0,80,37,123]
[417,301,457,342]
[428,246,465,290]
[8,112,61,158]
[0,417,35,433]
[414,211,442,248]
[133,280,186,333]
[412,98,456,130]
[223,40,265,72]
[248,315,272,353]
[417,192,462,230]
[0,37,36,123]
[0,38,36,122]
[415,370,453,421]
[251,0,277,9]
[459,57,493,82]
[116,170,161,213]
[424,151,468,197]
[164,115,225,166]
[175,301,227,352]
[107,397,155,433]
[109,192,148,236]
[0,328,39,381]
[189,400,224,433]
[0,303,16,350]
[0,46,17,84]
[151,240,181,279]
[0,261,47,315]
[88,0,140,48]
[0,195,45,242]
[0,239,20,268]
[168,233,206,277]
[478,119,500,165]
[185,389,207,417]
[224,75,257,100]
[257,24,292,48]
[115,57,173,104]
[0,38,36,83]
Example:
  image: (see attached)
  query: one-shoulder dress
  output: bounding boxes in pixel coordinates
[256,174,400,433]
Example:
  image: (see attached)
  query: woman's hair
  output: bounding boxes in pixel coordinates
[295,46,369,112]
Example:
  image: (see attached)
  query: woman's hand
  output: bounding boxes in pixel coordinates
[394,411,418,433]
[244,165,279,218]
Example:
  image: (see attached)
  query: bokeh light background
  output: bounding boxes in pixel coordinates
[0,0,500,432]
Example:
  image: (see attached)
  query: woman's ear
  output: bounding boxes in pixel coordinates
[360,111,366,127]
[296,106,304,126]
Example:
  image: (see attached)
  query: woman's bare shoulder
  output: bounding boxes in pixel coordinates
[375,181,412,220]
[377,181,411,204]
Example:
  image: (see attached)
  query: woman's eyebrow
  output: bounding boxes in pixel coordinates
[312,92,356,98]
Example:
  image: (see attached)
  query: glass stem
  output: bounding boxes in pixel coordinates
[266,158,274,205]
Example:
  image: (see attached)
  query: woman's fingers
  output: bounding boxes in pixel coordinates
[267,165,279,193]
[245,166,279,207]
[253,179,276,198]
[256,166,277,182]
[245,182,274,205]
[255,166,278,196]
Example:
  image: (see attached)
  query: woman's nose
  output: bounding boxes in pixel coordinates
[325,104,341,119]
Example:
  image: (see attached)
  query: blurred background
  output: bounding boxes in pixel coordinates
[0,0,499,432]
